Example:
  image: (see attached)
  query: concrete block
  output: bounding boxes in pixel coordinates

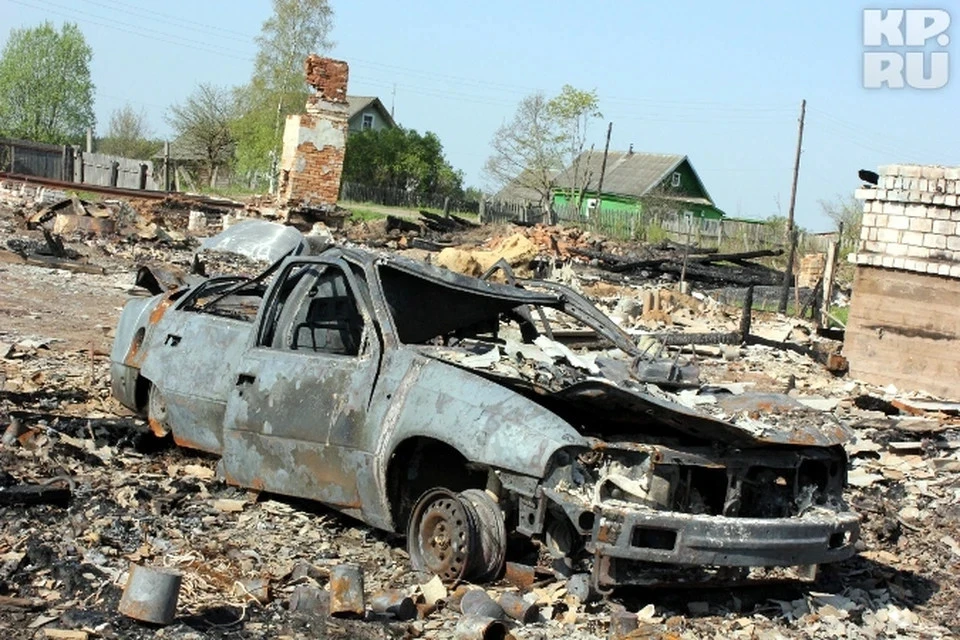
[854,187,876,200]
[907,245,931,259]
[891,190,909,203]
[952,210,960,222]
[932,219,956,235]
[904,259,919,272]
[945,168,960,180]
[901,165,922,178]
[891,257,906,270]
[876,189,889,200]
[938,263,952,276]
[944,194,958,207]
[927,262,940,274]
[947,235,960,251]
[909,217,933,232]
[868,227,878,241]
[937,179,947,193]
[919,179,929,192]
[886,243,908,256]
[921,192,934,203]
[948,181,957,194]
[883,202,906,216]
[861,213,876,228]
[875,214,889,227]
[865,241,884,253]
[888,214,910,229]
[933,194,946,205]
[877,228,901,243]
[881,256,895,268]
[924,233,948,249]
[931,207,952,220]
[923,166,946,180]
[905,204,927,218]
[950,264,960,279]
[878,164,896,176]
[901,231,925,246]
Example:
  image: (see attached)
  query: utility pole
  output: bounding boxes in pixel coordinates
[778,98,806,314]
[391,83,396,118]
[593,122,613,219]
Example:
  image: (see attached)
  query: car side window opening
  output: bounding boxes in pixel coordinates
[266,264,364,356]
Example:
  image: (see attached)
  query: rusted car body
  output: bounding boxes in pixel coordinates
[111,240,859,589]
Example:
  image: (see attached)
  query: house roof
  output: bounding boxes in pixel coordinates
[553,151,713,204]
[346,95,397,128]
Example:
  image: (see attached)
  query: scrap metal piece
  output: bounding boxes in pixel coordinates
[118,564,182,625]
[328,564,365,618]
[200,219,308,263]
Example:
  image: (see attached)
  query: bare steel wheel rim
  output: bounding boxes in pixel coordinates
[408,489,475,583]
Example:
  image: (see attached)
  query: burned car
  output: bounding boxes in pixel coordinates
[111,240,859,589]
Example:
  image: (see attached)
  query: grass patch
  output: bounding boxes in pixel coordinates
[67,189,103,202]
[345,207,387,223]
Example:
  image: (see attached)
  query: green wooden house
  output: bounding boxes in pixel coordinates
[551,150,725,219]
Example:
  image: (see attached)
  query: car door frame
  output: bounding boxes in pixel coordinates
[221,255,382,516]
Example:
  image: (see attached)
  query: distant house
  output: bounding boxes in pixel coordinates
[346,96,397,133]
[551,150,725,219]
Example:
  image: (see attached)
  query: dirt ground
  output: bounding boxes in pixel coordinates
[1,198,959,639]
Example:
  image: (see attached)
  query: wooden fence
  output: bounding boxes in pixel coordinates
[74,152,160,190]
[0,137,162,190]
[0,138,70,180]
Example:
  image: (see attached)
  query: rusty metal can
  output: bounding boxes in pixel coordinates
[498,591,539,624]
[118,563,182,625]
[329,563,365,618]
[459,589,505,619]
[454,614,508,640]
[370,589,417,621]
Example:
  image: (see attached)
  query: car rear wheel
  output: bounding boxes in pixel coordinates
[147,385,170,438]
[407,488,506,584]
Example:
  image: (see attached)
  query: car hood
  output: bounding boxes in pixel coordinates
[415,343,852,448]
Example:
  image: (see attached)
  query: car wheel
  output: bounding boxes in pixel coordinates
[459,488,507,582]
[147,385,170,438]
[407,489,477,583]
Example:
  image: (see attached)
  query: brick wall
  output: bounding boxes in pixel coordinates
[852,164,960,278]
[278,56,350,208]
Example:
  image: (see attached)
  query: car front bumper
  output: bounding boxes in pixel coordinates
[587,506,860,588]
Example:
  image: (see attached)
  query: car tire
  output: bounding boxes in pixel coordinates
[147,384,170,438]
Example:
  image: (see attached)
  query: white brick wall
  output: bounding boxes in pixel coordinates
[852,164,960,278]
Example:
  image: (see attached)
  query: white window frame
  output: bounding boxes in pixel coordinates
[671,172,682,187]
[361,113,374,130]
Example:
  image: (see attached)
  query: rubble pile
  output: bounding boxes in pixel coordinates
[0,188,958,639]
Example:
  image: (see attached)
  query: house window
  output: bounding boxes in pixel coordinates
[362,113,374,130]
[585,198,598,213]
[672,172,682,187]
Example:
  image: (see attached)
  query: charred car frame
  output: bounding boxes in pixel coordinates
[111,239,859,589]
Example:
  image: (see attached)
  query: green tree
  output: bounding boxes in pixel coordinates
[167,84,236,187]
[819,195,863,255]
[0,22,95,144]
[483,86,601,214]
[98,104,161,159]
[232,0,334,188]
[343,128,463,196]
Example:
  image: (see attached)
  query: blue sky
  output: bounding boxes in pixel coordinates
[2,0,957,231]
